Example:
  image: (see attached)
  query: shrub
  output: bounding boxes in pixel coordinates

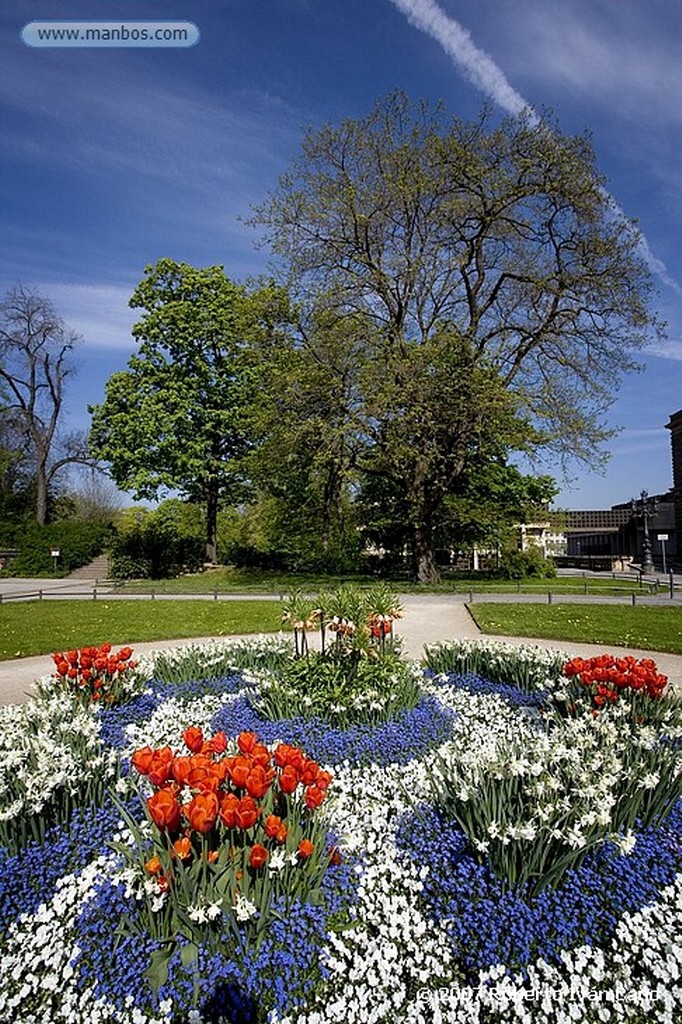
[0,518,112,576]
[498,547,556,579]
[110,500,204,579]
[109,554,152,581]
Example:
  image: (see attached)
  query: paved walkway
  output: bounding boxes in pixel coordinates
[2,594,682,705]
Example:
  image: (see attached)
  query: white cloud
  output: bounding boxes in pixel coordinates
[0,45,302,209]
[611,428,669,457]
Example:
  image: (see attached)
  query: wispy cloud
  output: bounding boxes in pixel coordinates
[388,0,682,296]
[1,46,298,200]
[0,42,303,280]
[634,236,682,297]
[611,430,670,457]
[38,283,137,351]
[506,2,682,127]
[0,40,299,284]
[647,339,682,362]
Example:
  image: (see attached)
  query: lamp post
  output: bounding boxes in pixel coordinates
[630,491,658,575]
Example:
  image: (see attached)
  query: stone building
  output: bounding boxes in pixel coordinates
[516,409,682,571]
[667,409,682,561]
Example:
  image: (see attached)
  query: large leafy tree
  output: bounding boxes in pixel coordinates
[89,260,288,564]
[253,93,663,581]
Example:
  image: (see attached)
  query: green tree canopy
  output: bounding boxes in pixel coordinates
[252,94,663,580]
[89,260,289,563]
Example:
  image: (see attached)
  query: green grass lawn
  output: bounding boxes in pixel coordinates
[113,565,650,596]
[469,603,682,655]
[0,599,283,660]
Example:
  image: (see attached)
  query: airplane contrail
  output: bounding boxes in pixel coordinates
[388,0,535,120]
[388,0,682,295]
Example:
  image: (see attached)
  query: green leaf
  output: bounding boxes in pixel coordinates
[180,942,199,969]
[145,947,172,995]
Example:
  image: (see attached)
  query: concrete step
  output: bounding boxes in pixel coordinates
[67,553,111,580]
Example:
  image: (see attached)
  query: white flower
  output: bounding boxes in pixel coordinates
[232,892,258,922]
[206,901,222,921]
[614,830,638,855]
[269,848,288,873]
[150,892,167,913]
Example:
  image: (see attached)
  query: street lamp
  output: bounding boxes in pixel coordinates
[630,491,658,575]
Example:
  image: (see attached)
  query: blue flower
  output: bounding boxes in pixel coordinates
[396,800,682,980]
[425,669,548,710]
[211,694,455,766]
[0,796,137,935]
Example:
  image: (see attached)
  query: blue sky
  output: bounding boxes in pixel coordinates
[1,0,681,510]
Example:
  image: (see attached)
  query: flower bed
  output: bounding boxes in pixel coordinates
[0,639,681,1023]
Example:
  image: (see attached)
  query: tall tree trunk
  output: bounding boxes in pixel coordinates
[412,521,441,583]
[321,459,342,556]
[35,456,48,526]
[408,458,442,583]
[205,483,218,565]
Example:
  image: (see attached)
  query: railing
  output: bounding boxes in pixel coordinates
[2,581,681,604]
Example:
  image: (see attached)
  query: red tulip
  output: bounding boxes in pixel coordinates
[145,855,162,875]
[183,726,204,754]
[235,796,260,830]
[304,785,325,809]
[173,836,192,860]
[147,748,174,787]
[298,839,314,859]
[237,731,258,755]
[171,755,193,787]
[228,756,251,789]
[185,791,219,833]
[131,745,155,776]
[264,814,283,839]
[219,792,239,828]
[245,765,273,800]
[279,765,299,794]
[210,731,228,754]
[249,843,268,869]
[147,789,181,832]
